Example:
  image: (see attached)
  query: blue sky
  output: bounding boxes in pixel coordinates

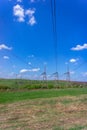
[0,0,87,81]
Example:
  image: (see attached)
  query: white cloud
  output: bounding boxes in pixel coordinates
[3,56,9,59]
[28,54,34,58]
[32,68,40,72]
[30,0,46,3]
[28,62,32,65]
[13,5,36,25]
[25,9,36,26]
[69,58,78,63]
[70,71,75,75]
[20,69,29,73]
[13,4,25,22]
[17,0,22,2]
[30,0,35,2]
[71,43,87,51]
[0,44,12,50]
[20,68,40,73]
[9,0,22,2]
[25,9,35,16]
[28,16,36,25]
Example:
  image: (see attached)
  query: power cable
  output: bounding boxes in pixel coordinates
[50,0,58,72]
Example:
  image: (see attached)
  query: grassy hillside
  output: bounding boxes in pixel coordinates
[0,79,86,90]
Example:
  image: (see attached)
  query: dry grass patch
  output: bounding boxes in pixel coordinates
[0,95,87,130]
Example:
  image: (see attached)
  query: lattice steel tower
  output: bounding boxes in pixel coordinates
[64,64,70,82]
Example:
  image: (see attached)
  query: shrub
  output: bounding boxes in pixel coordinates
[48,84,54,89]
[0,85,10,90]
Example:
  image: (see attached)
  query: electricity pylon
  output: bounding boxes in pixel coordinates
[42,65,47,81]
[41,64,47,88]
[52,71,58,81]
[64,64,70,81]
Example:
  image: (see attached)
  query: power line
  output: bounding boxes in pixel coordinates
[72,60,87,72]
[61,60,87,81]
[41,64,47,81]
[50,0,58,72]
[50,0,58,82]
[10,52,36,70]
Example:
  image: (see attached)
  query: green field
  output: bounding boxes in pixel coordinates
[0,88,87,104]
[0,79,86,90]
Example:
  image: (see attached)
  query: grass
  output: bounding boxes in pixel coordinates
[69,125,87,130]
[0,79,87,129]
[0,94,87,130]
[0,88,87,103]
[0,79,87,90]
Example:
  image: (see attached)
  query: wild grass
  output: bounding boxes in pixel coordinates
[0,79,86,91]
[0,88,87,103]
[0,95,87,130]
[0,79,87,129]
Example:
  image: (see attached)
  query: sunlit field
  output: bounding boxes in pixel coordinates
[0,79,87,129]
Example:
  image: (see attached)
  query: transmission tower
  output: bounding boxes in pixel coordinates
[41,64,48,88]
[41,64,47,81]
[52,72,58,81]
[64,64,70,82]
